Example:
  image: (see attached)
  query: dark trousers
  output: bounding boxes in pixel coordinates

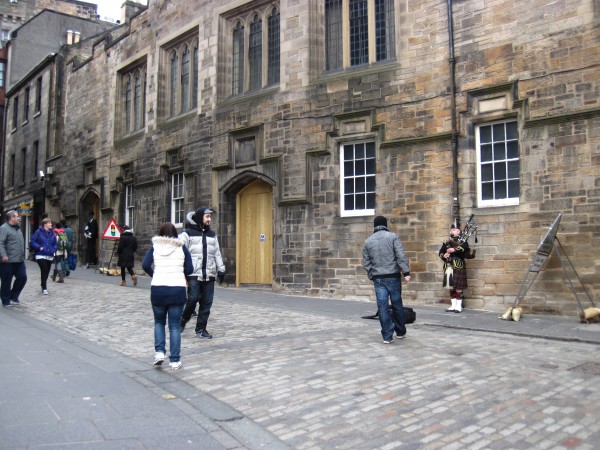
[120,267,135,280]
[85,238,97,265]
[36,259,52,290]
[181,278,215,332]
[0,262,27,305]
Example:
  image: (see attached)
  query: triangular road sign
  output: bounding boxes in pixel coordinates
[102,218,123,240]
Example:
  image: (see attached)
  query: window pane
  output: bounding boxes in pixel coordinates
[506,121,518,140]
[492,123,505,141]
[170,53,178,116]
[493,142,505,160]
[365,157,375,174]
[508,179,519,198]
[125,77,132,132]
[192,47,198,109]
[355,142,365,159]
[366,192,376,209]
[267,9,280,85]
[494,162,506,180]
[375,0,395,61]
[482,182,493,200]
[366,175,376,191]
[481,164,493,182]
[506,140,519,159]
[349,0,369,66]
[249,16,263,91]
[344,160,354,176]
[343,146,353,161]
[232,24,244,95]
[181,48,190,112]
[355,177,365,193]
[355,160,365,176]
[325,0,342,70]
[365,141,375,157]
[344,178,354,194]
[479,125,491,143]
[134,73,143,130]
[495,180,507,199]
[481,144,493,162]
[507,160,519,178]
[344,194,354,210]
[355,194,365,209]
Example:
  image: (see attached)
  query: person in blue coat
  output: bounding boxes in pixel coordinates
[29,218,58,295]
[142,223,193,370]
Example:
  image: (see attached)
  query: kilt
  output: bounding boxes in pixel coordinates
[442,265,468,289]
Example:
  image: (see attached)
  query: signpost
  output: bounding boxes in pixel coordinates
[97,218,122,273]
[514,213,595,318]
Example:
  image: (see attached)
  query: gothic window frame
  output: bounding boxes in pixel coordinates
[325,0,396,72]
[475,119,520,207]
[162,31,199,120]
[221,3,281,100]
[118,59,147,138]
[339,140,377,217]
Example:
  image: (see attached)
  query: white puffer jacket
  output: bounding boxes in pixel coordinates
[179,224,225,281]
[148,236,187,287]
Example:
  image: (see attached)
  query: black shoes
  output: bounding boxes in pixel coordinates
[195,329,212,339]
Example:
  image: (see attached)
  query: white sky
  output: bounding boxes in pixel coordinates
[95,0,148,21]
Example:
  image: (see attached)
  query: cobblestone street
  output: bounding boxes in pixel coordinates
[9,263,600,449]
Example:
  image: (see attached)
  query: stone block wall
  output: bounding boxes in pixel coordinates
[51,0,599,315]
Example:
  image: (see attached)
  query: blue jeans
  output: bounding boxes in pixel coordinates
[374,277,406,341]
[181,278,215,332]
[152,303,184,362]
[0,262,27,305]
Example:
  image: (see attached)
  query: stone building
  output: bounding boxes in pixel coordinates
[1,7,118,248]
[23,0,600,314]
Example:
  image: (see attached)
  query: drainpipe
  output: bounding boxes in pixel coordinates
[447,0,460,225]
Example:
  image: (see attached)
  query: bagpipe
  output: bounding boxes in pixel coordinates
[447,214,478,259]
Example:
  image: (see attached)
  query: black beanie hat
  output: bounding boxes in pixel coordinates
[373,215,387,228]
[192,207,215,224]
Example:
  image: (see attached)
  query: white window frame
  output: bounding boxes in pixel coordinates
[125,184,135,230]
[339,140,376,217]
[476,119,520,208]
[171,172,185,226]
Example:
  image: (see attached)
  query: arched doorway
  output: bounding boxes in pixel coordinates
[80,191,100,265]
[236,180,273,286]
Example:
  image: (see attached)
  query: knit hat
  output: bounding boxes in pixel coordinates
[192,207,215,224]
[373,216,387,228]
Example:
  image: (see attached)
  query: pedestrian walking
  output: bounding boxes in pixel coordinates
[363,215,411,344]
[117,225,138,286]
[142,222,193,370]
[61,220,74,276]
[179,207,226,339]
[83,211,98,267]
[439,223,470,313]
[0,210,28,307]
[29,218,58,295]
[51,223,69,283]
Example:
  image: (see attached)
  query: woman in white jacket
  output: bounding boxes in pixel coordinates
[142,223,193,370]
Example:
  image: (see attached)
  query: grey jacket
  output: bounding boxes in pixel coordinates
[363,226,410,280]
[0,222,25,262]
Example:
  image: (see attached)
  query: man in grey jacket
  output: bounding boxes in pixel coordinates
[363,215,411,344]
[0,210,28,307]
[179,207,226,339]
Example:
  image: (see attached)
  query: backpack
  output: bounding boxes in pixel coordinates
[57,233,68,252]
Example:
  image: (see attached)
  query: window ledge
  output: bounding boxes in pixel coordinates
[313,61,399,86]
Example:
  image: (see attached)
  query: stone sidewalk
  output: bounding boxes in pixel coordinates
[5,262,600,449]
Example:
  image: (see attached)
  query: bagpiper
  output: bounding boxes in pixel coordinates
[439,223,470,313]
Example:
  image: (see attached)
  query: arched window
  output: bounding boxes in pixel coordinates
[170,51,179,117]
[267,8,280,85]
[232,22,244,96]
[125,76,132,132]
[134,71,144,130]
[181,46,190,113]
[249,15,263,91]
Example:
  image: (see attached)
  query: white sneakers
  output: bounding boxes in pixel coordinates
[153,352,182,370]
[169,361,182,370]
[42,289,49,295]
[153,352,165,365]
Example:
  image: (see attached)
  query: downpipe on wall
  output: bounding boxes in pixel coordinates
[447,0,460,225]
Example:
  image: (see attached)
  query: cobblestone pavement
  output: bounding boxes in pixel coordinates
[11,266,600,450]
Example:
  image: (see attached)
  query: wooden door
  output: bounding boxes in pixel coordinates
[236,180,273,286]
